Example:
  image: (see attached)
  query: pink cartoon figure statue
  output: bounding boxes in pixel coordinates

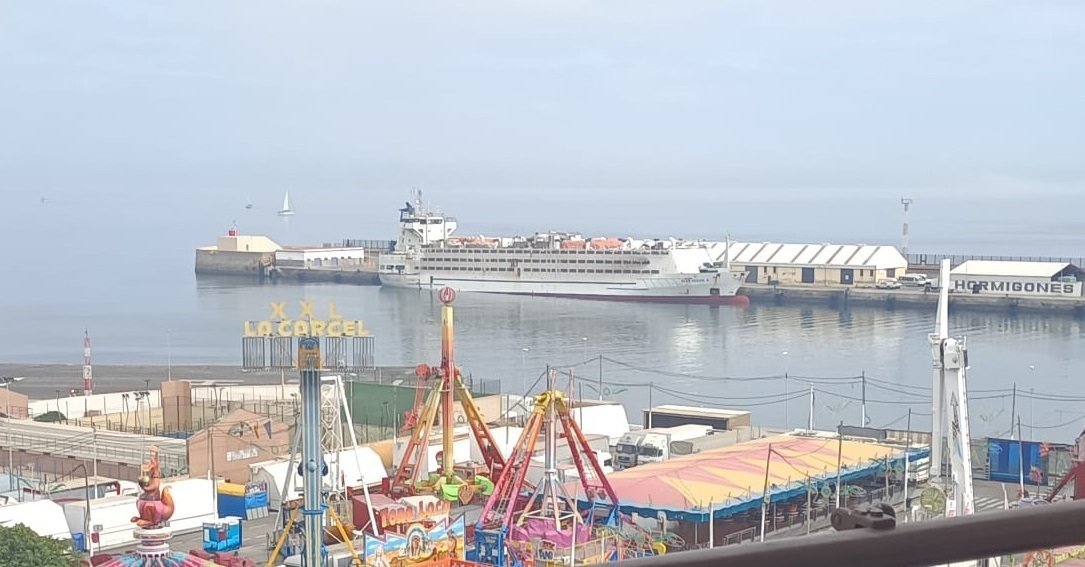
[131,446,175,529]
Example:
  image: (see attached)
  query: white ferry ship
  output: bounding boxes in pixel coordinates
[378,193,747,304]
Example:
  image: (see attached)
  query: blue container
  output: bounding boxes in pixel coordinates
[987,438,1048,485]
[71,533,86,553]
[217,493,246,519]
[202,517,243,552]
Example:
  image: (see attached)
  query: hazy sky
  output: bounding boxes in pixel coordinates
[2,0,1083,200]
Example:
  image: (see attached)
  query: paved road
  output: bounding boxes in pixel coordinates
[104,514,279,564]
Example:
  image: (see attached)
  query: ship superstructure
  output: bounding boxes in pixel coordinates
[378,192,747,304]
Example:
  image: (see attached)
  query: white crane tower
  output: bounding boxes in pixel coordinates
[928,259,991,567]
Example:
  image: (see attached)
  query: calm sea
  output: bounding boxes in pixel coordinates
[0,190,1083,441]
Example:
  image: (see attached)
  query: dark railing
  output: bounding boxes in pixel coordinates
[621,500,1085,567]
[908,253,1085,267]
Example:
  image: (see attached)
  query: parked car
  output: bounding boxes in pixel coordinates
[876,279,902,289]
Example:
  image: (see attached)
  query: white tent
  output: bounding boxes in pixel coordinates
[251,447,387,507]
[0,499,71,540]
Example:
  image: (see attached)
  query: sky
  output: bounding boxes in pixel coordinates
[1,1,1084,250]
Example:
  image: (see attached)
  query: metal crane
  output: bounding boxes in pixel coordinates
[929,258,976,519]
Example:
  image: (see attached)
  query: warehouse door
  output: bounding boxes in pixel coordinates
[746,266,757,283]
[840,268,854,285]
[801,267,815,283]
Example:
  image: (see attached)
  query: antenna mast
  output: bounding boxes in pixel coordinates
[83,330,93,396]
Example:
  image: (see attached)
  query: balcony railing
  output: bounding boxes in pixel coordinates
[619,499,1085,567]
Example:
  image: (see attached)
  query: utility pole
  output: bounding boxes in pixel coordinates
[1010,383,1017,440]
[861,371,867,426]
[904,408,912,522]
[760,445,773,542]
[598,355,603,401]
[808,383,815,431]
[836,421,844,508]
[647,383,654,429]
[1017,417,1025,498]
[900,197,914,259]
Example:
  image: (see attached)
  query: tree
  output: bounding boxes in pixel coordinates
[0,523,76,567]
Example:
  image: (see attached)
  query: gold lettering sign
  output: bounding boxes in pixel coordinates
[243,301,371,337]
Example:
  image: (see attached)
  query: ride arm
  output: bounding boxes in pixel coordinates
[453,371,508,474]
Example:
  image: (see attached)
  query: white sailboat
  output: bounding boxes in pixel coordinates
[277,192,295,216]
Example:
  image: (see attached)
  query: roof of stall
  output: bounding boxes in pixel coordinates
[599,433,926,522]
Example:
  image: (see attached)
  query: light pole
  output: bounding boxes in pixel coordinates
[581,337,588,362]
[781,351,790,430]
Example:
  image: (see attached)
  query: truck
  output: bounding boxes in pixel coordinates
[622,424,711,467]
[615,430,647,470]
[643,404,752,431]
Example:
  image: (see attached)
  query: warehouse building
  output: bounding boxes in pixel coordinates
[949,261,1084,298]
[727,242,908,286]
[274,246,367,268]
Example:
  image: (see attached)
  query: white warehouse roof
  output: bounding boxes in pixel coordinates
[727,242,906,268]
[951,260,1075,278]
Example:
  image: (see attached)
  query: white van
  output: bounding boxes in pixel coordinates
[897,274,929,287]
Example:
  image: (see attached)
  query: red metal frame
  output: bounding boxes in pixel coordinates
[478,388,619,533]
[390,289,506,496]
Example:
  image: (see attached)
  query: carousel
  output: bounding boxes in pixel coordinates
[90,447,221,567]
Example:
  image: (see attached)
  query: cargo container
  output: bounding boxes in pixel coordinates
[670,427,759,456]
[987,438,1049,485]
[570,401,631,446]
[643,404,751,431]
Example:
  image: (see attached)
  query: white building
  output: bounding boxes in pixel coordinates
[726,242,908,286]
[275,246,366,268]
[949,261,1083,297]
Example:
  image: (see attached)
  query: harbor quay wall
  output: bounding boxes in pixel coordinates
[741,284,1085,316]
[270,265,380,285]
[194,248,272,276]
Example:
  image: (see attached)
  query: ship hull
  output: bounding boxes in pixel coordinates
[379,272,747,304]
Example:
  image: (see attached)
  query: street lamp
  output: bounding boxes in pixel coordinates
[581,337,588,361]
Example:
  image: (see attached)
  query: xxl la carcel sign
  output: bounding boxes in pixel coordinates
[243,301,370,338]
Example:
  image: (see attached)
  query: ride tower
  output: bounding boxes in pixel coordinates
[389,286,505,503]
[475,369,620,567]
[266,338,367,567]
